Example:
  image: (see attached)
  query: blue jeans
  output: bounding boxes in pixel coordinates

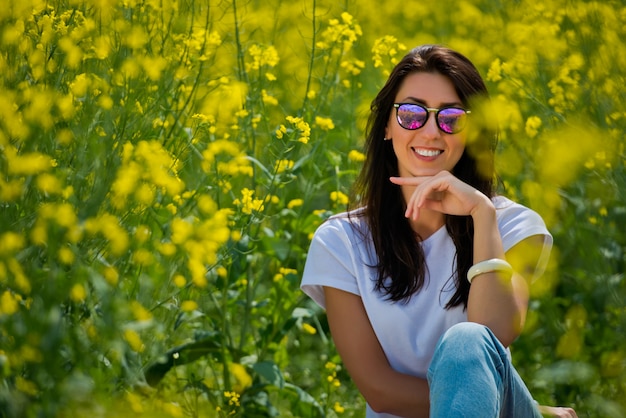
[427,322,542,418]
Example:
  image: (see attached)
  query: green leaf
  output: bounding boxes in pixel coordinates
[144,333,222,386]
[252,361,284,389]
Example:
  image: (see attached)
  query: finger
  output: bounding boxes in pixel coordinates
[389,176,432,186]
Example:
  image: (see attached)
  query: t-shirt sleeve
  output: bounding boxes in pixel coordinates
[496,197,553,281]
[300,218,361,309]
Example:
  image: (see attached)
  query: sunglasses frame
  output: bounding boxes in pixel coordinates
[393,103,471,134]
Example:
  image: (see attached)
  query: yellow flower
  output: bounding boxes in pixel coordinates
[486,58,504,82]
[5,147,53,176]
[340,59,365,76]
[0,290,20,315]
[524,116,542,138]
[229,362,252,392]
[0,232,25,255]
[124,329,145,353]
[103,266,119,286]
[246,44,280,71]
[285,115,311,143]
[275,124,287,139]
[70,283,86,302]
[130,301,153,322]
[302,323,317,335]
[274,159,294,173]
[181,300,198,312]
[372,35,406,69]
[173,274,186,288]
[330,191,349,206]
[235,188,265,215]
[334,402,345,414]
[58,247,75,265]
[287,199,303,209]
[315,116,335,131]
[132,249,153,266]
[348,149,365,162]
[261,89,278,106]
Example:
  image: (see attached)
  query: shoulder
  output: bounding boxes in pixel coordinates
[492,195,552,251]
[311,208,368,243]
[492,195,547,229]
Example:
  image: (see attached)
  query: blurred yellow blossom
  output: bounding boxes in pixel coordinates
[261,89,278,106]
[124,329,145,353]
[348,149,365,162]
[334,402,345,414]
[181,300,198,312]
[229,363,252,393]
[246,44,279,71]
[69,283,86,302]
[5,147,53,176]
[274,159,294,173]
[0,290,21,316]
[103,266,119,286]
[372,35,406,71]
[173,274,186,288]
[0,232,25,255]
[285,115,311,143]
[340,59,365,76]
[58,247,75,265]
[234,188,265,215]
[316,12,362,51]
[330,191,349,206]
[302,323,317,335]
[130,301,153,322]
[315,116,335,131]
[287,199,303,209]
[524,116,542,138]
[486,58,504,82]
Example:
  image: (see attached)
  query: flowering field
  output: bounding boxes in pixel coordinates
[0,0,625,417]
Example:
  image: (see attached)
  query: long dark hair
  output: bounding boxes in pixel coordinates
[352,44,497,309]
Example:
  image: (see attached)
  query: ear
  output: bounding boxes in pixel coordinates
[384,125,390,140]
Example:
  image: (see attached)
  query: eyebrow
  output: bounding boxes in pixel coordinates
[400,96,464,108]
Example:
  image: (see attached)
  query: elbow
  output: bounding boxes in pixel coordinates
[361,387,390,413]
[483,314,524,348]
[469,307,525,348]
[360,385,403,415]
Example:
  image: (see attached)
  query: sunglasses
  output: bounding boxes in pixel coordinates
[393,103,471,134]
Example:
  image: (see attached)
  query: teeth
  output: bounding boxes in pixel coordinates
[414,148,442,157]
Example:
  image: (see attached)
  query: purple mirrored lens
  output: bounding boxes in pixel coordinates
[437,108,466,133]
[397,104,427,130]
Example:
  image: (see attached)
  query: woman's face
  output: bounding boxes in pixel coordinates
[385,71,467,178]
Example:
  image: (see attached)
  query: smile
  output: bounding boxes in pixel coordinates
[412,148,443,157]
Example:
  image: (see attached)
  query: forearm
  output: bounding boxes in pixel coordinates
[467,203,526,346]
[325,287,430,417]
[357,370,429,417]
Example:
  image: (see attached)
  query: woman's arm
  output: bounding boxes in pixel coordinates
[390,171,547,347]
[467,204,544,347]
[324,286,430,417]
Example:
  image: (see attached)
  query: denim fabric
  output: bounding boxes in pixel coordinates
[427,322,542,418]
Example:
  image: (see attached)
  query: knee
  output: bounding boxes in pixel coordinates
[433,322,507,365]
[440,322,493,348]
[428,322,508,385]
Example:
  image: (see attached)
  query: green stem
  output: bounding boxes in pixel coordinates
[302,0,317,112]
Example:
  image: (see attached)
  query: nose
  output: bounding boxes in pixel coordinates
[421,111,441,138]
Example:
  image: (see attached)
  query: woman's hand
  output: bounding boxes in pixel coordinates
[537,404,578,417]
[389,170,492,221]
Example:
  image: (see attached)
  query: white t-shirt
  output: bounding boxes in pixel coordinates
[300,196,552,418]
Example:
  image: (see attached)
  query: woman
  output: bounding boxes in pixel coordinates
[301,45,577,418]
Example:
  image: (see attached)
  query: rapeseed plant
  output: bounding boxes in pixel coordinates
[1,0,625,417]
